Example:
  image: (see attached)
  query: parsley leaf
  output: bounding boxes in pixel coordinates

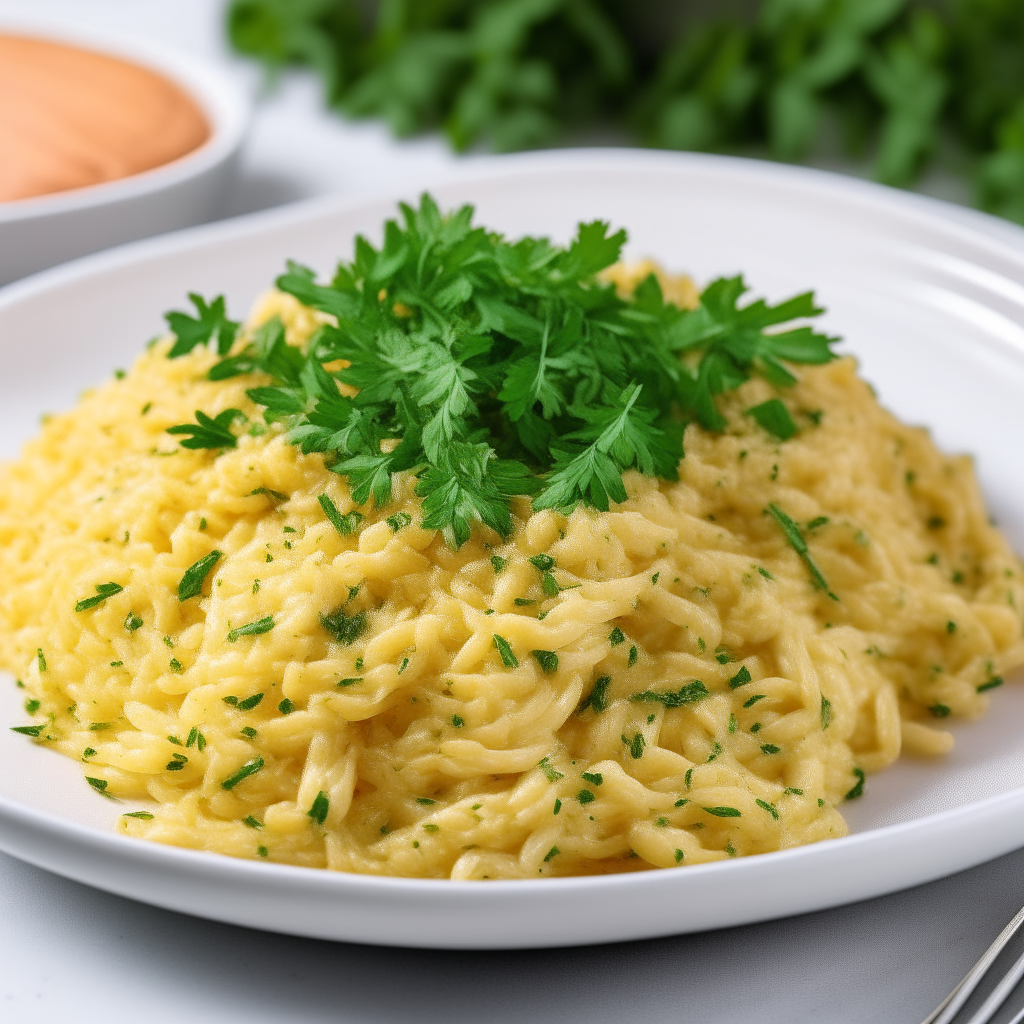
[167,409,243,449]
[166,293,238,358]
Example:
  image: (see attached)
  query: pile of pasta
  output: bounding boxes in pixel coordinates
[1,277,1022,879]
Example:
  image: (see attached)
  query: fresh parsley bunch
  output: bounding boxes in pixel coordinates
[166,195,836,547]
[227,0,1024,225]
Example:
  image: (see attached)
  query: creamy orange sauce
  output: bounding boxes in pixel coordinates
[0,34,210,202]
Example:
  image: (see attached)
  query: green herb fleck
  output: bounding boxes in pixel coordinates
[278,698,295,714]
[451,714,465,728]
[177,550,222,601]
[728,666,752,689]
[320,607,366,645]
[632,679,708,708]
[221,756,265,790]
[747,398,797,440]
[490,555,507,573]
[579,675,611,714]
[581,772,603,787]
[978,676,1003,693]
[531,649,559,673]
[492,634,518,668]
[307,791,330,825]
[703,806,741,818]
[845,767,866,801]
[75,582,123,612]
[538,756,564,783]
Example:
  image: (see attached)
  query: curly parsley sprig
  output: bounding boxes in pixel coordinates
[164,194,837,546]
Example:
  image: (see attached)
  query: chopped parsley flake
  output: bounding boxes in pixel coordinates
[531,649,559,673]
[743,694,766,708]
[609,626,625,646]
[702,806,741,818]
[579,676,611,714]
[978,676,1004,693]
[581,772,603,787]
[845,767,866,801]
[422,823,440,833]
[278,698,295,714]
[307,791,330,825]
[529,554,555,571]
[318,494,363,536]
[766,502,838,599]
[490,555,507,573]
[674,849,685,863]
[631,680,708,707]
[538,756,564,782]
[227,616,274,642]
[320,607,366,645]
[177,551,222,601]
[820,695,832,730]
[74,582,123,612]
[759,743,781,755]
[386,511,413,532]
[123,811,154,820]
[221,756,265,790]
[628,645,638,667]
[577,789,595,805]
[728,666,751,689]
[451,714,465,728]
[929,703,952,718]
[243,815,264,829]
[747,398,797,440]
[10,725,44,737]
[624,732,646,759]
[553,799,561,815]
[492,634,518,668]
[124,613,143,632]
[543,846,560,862]
[86,777,112,797]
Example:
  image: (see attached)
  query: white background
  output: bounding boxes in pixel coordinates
[3,2,1024,1021]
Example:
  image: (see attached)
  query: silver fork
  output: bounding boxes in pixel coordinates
[922,903,1024,1024]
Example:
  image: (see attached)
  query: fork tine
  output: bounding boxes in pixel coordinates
[921,903,1024,1024]
[961,946,1024,1024]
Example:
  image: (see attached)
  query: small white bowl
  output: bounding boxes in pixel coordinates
[0,20,249,285]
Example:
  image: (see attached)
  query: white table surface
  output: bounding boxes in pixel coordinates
[3,3,1024,1021]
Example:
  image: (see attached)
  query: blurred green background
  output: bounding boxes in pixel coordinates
[226,0,1024,223]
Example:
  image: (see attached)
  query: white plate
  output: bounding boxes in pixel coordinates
[2,149,1024,950]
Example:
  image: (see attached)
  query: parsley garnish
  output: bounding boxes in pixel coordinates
[529,554,556,572]
[123,811,154,820]
[451,714,465,728]
[766,502,838,599]
[386,511,413,532]
[579,675,611,714]
[845,767,866,801]
[492,634,518,668]
[320,608,366,645]
[36,649,45,671]
[307,791,330,825]
[531,650,559,673]
[74,582,123,612]
[227,616,274,642]
[10,725,44,737]
[318,494,363,535]
[490,555,507,573]
[702,805,741,818]
[186,727,206,751]
[167,409,243,449]
[747,398,797,440]
[243,815,263,829]
[86,776,113,797]
[124,612,143,632]
[543,846,560,862]
[624,732,646,759]
[627,645,638,667]
[179,197,833,547]
[728,666,751,689]
[178,551,223,601]
[165,293,238,357]
[609,626,625,646]
[221,756,265,790]
[577,789,595,805]
[820,695,832,730]
[537,756,564,782]
[978,675,1004,693]
[631,680,708,707]
[237,693,264,711]
[278,698,295,714]
[581,772,603,786]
